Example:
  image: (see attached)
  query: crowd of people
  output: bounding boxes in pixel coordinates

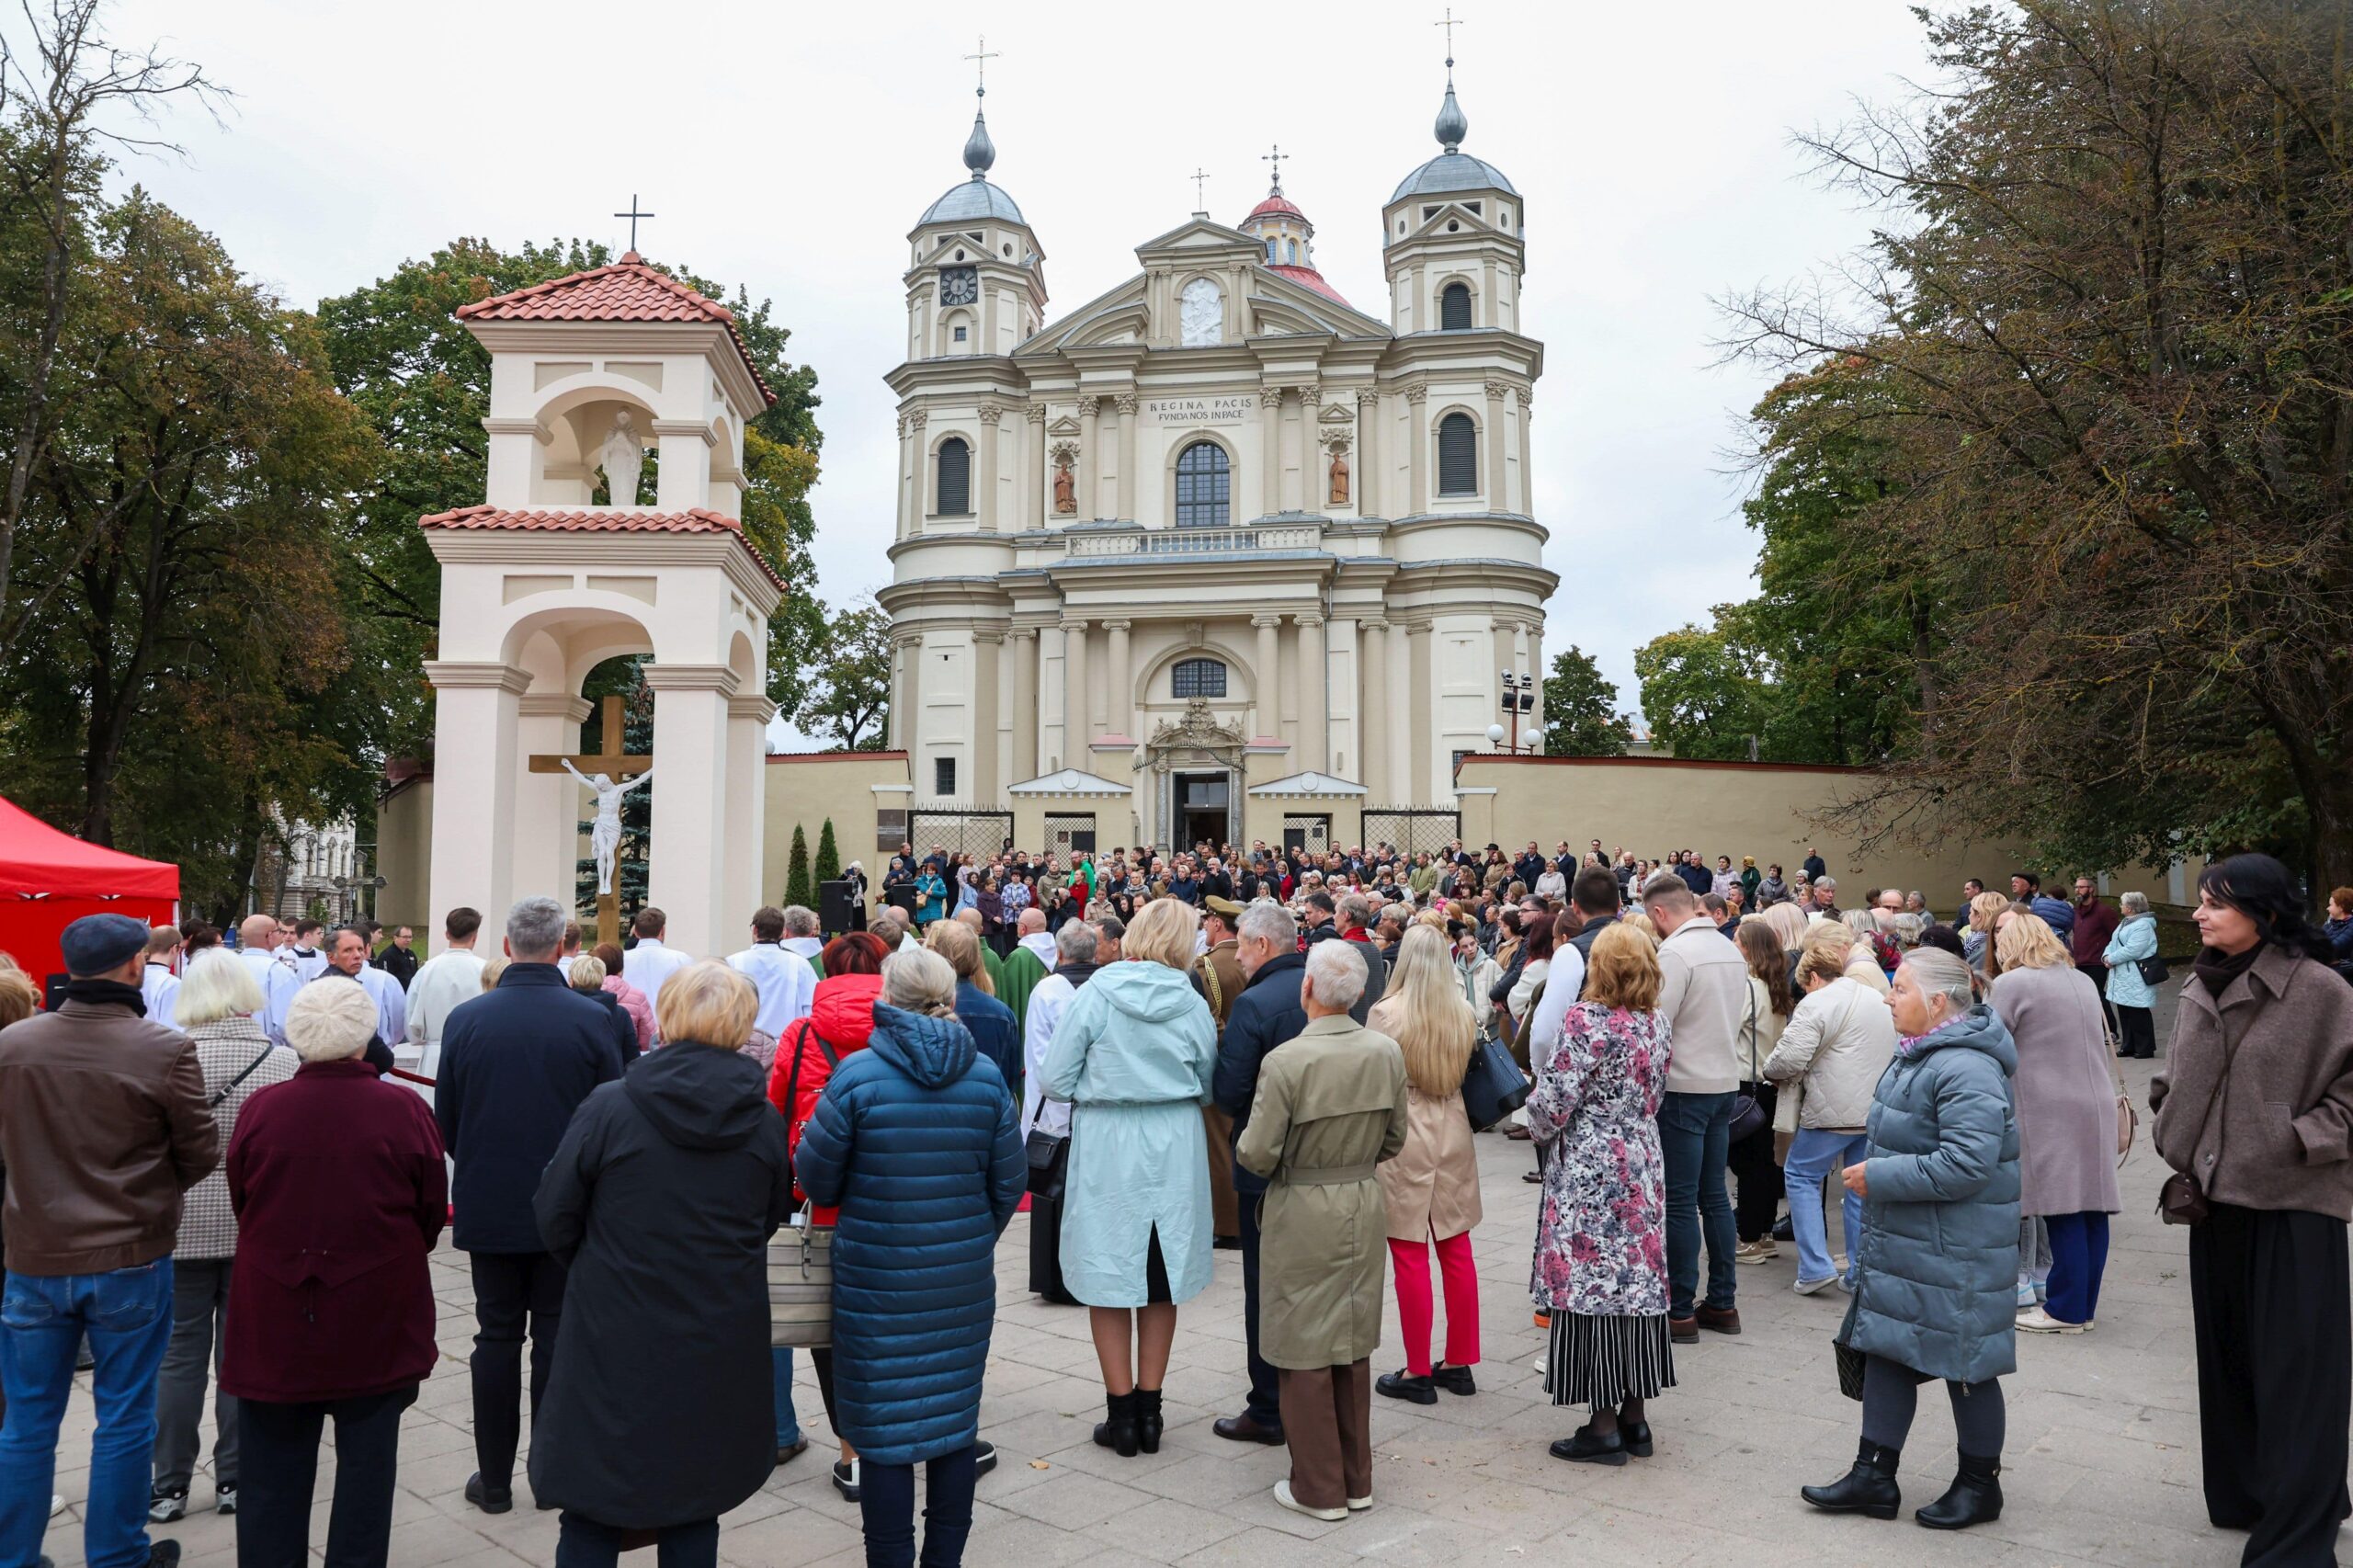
[2,836,2350,1568]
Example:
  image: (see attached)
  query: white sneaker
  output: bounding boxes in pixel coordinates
[1793,1275,1838,1295]
[1273,1480,1347,1522]
[1347,1494,1373,1512]
[50,1495,64,1517]
[2016,1308,2088,1335]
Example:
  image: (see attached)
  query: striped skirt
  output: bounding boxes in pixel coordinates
[1543,1311,1676,1412]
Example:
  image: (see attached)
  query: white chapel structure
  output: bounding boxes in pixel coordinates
[419,256,784,958]
[878,65,1557,855]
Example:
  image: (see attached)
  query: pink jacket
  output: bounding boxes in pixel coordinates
[603,975,654,1052]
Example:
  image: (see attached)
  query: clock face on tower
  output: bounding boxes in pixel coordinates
[939,266,979,306]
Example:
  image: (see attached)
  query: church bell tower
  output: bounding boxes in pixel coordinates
[1381,59,1525,337]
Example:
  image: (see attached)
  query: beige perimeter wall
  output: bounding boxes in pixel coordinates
[762,752,913,901]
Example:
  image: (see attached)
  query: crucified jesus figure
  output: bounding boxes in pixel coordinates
[562,760,655,896]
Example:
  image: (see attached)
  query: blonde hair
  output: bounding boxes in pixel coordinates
[655,959,760,1047]
[1584,922,1662,1013]
[1619,910,1658,940]
[566,955,607,993]
[1967,891,2010,933]
[479,956,509,991]
[926,918,994,995]
[880,947,958,1017]
[1121,896,1199,971]
[1384,925,1476,1097]
[1993,911,2072,972]
[1759,900,1811,952]
[176,949,266,1028]
[0,967,38,1029]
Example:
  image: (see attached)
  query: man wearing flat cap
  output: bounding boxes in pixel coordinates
[0,911,219,1568]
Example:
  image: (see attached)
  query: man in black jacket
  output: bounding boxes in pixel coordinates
[1564,867,1623,987]
[1210,902,1307,1447]
[436,895,627,1514]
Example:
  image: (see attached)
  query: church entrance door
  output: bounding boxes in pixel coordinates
[1174,771,1232,853]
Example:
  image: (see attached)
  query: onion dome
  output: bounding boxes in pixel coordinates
[917,91,1026,226]
[1391,64,1517,204]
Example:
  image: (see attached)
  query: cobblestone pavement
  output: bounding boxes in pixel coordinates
[28,994,2318,1567]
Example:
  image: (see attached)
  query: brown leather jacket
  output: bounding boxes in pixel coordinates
[0,994,220,1274]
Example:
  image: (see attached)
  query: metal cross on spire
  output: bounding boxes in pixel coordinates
[1435,6,1463,74]
[963,34,1000,97]
[613,194,654,255]
[1262,144,1288,196]
[1189,166,1211,210]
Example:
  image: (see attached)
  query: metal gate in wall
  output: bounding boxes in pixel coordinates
[906,806,1015,861]
[1361,807,1461,859]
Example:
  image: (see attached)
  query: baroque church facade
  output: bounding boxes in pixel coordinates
[878,68,1556,855]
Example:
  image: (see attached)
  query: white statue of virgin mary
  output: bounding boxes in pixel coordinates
[600,410,646,506]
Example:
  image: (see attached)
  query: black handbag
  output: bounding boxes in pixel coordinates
[2136,951,2170,986]
[1025,1127,1069,1200]
[1833,1300,1868,1401]
[1728,992,1768,1142]
[1461,1030,1531,1131]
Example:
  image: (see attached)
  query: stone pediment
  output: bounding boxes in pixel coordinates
[1318,402,1355,424]
[1046,415,1081,437]
[1146,698,1249,762]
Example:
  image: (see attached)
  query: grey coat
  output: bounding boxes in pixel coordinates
[1842,1005,2021,1386]
[1987,963,2121,1217]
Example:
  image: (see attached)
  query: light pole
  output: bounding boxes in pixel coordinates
[1494,669,1541,754]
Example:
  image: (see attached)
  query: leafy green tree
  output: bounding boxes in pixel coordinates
[813,818,841,888]
[794,601,893,751]
[784,824,814,911]
[1540,646,1632,756]
[1631,627,1769,762]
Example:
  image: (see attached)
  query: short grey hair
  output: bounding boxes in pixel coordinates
[1901,947,1976,1012]
[1336,892,1372,927]
[1640,870,1695,911]
[175,949,264,1028]
[1814,875,1837,892]
[1238,901,1297,949]
[1055,921,1098,963]
[2119,890,2150,915]
[881,947,958,1017]
[1304,939,1367,1011]
[782,906,820,937]
[506,896,567,960]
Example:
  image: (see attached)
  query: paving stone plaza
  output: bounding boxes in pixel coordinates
[33,993,2309,1568]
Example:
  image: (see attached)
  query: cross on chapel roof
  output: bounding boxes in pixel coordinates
[458,256,777,406]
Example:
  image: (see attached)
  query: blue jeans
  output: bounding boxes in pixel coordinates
[1656,1091,1737,1318]
[0,1261,176,1568]
[2043,1211,2110,1324]
[555,1512,717,1568]
[858,1444,977,1568]
[773,1347,801,1448]
[1782,1130,1870,1285]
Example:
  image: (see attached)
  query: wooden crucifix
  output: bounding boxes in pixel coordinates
[528,694,652,948]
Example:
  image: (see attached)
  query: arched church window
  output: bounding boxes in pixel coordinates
[1175,441,1230,528]
[1437,413,1478,497]
[1265,238,1279,265]
[1440,281,1473,331]
[1172,657,1228,699]
[937,437,971,515]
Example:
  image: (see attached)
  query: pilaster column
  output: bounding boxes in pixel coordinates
[1360,619,1390,800]
[1516,387,1532,514]
[1076,397,1100,520]
[1288,385,1316,514]
[1297,613,1327,775]
[972,631,1002,801]
[1484,381,1509,506]
[425,661,529,943]
[1527,616,1546,745]
[1063,616,1091,750]
[1114,393,1138,521]
[1405,621,1433,801]
[1356,389,1380,517]
[977,403,1004,531]
[1025,403,1047,531]
[725,691,775,919]
[1404,384,1428,515]
[1258,387,1283,516]
[1102,619,1131,738]
[642,665,739,960]
[1253,614,1282,740]
[887,632,913,751]
[514,689,593,913]
[1012,628,1040,779]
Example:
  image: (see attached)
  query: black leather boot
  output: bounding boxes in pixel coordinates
[1093,1391,1140,1458]
[1800,1437,1901,1519]
[1915,1452,2002,1529]
[1135,1388,1164,1454]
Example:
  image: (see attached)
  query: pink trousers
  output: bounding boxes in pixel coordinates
[1389,1231,1481,1377]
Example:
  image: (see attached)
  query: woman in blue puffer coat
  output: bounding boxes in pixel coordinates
[795,948,1027,1568]
[1802,945,2019,1534]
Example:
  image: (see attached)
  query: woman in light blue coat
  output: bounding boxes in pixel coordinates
[2101,892,2160,1060]
[1037,898,1217,1459]
[1802,946,2019,1534]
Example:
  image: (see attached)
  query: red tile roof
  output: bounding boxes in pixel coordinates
[1246,194,1304,221]
[1267,263,1351,308]
[455,254,776,405]
[418,504,787,589]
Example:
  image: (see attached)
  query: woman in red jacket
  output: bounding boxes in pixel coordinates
[221,976,446,1568]
[767,931,888,1498]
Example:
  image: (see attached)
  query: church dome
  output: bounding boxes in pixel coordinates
[917,100,1027,227]
[1246,192,1303,222]
[1390,74,1517,203]
[1236,172,1348,308]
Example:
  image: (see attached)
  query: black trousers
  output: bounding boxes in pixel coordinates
[1727,1083,1781,1243]
[1237,1196,1279,1426]
[235,1383,415,1568]
[2116,1004,2156,1060]
[469,1250,566,1487]
[1027,1145,1077,1306]
[555,1512,717,1568]
[2189,1203,2351,1566]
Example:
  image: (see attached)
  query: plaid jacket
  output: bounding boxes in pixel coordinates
[174,1017,300,1259]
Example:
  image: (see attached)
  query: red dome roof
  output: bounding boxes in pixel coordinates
[1267,264,1350,308]
[1246,192,1303,221]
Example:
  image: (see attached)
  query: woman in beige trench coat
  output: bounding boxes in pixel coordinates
[1369,925,1484,1405]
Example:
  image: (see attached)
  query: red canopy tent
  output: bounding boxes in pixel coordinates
[0,794,179,989]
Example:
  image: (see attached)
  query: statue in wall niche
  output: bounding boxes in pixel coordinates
[601,410,647,506]
[1052,454,1077,515]
[1327,445,1351,506]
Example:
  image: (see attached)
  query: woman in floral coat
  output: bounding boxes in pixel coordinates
[1523,921,1675,1467]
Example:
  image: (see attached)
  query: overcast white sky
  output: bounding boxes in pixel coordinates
[72,0,1930,736]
